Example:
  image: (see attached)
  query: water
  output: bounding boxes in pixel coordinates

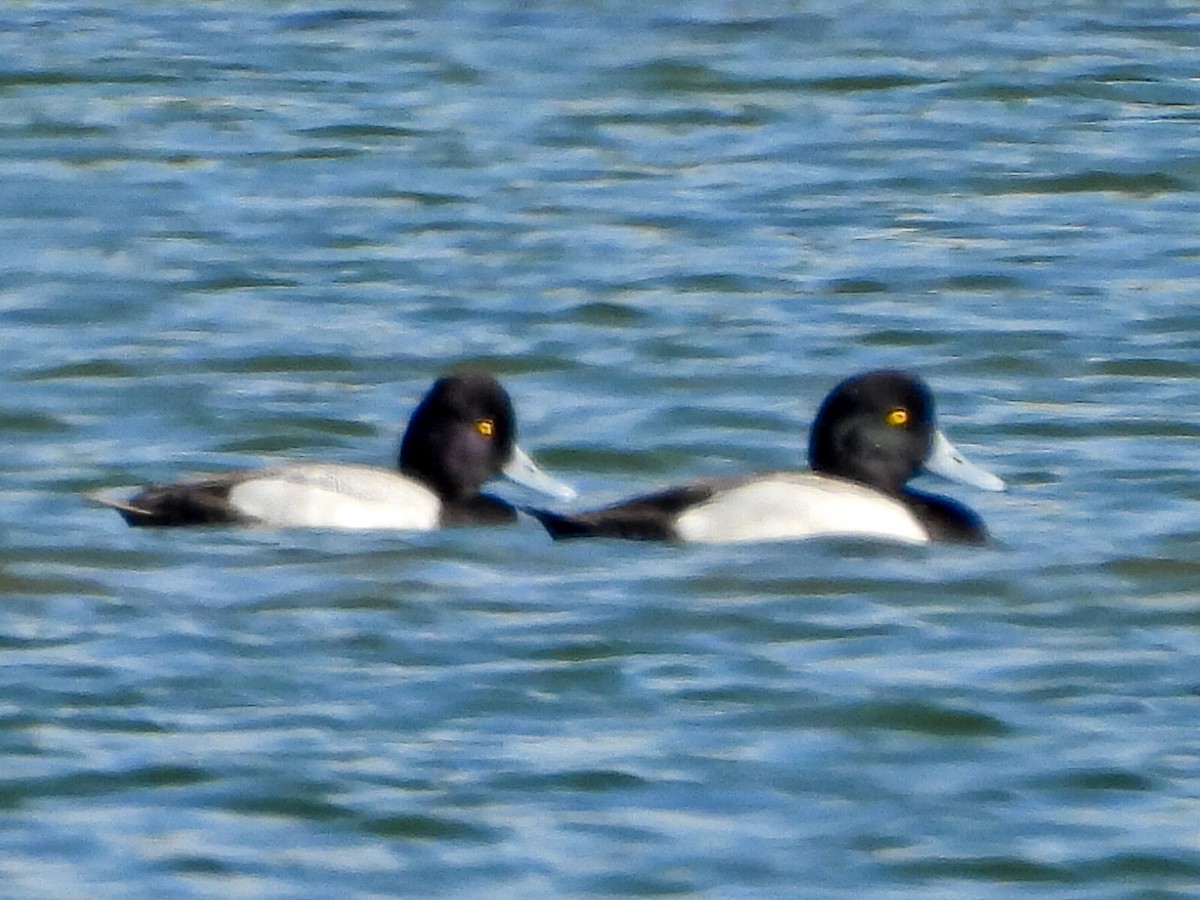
[4,1,1200,897]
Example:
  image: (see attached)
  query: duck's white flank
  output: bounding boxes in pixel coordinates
[674,472,928,545]
[228,463,442,530]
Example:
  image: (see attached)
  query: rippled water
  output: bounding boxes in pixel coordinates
[5,2,1200,897]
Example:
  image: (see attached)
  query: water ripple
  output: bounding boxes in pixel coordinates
[5,1,1200,898]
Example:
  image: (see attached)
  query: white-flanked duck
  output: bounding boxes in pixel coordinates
[98,373,575,530]
[526,370,1004,546]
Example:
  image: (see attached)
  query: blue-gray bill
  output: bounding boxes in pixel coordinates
[502,445,577,501]
[923,430,1006,492]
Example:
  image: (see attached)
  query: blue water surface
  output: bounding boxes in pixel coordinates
[4,2,1200,898]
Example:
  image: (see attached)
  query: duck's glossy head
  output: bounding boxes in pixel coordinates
[399,373,574,502]
[808,369,1004,495]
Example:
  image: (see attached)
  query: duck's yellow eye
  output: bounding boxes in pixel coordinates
[475,418,495,438]
[886,407,909,427]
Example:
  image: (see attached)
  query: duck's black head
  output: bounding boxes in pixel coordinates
[398,373,517,501]
[807,369,937,495]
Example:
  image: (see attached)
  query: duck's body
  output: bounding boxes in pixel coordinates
[101,462,490,530]
[527,370,1003,546]
[98,373,573,530]
[530,471,984,545]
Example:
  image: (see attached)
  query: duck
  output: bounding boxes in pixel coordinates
[97,372,575,529]
[525,369,1004,546]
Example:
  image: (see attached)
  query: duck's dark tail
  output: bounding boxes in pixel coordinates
[521,484,719,542]
[87,493,166,527]
[520,506,599,540]
[86,481,244,528]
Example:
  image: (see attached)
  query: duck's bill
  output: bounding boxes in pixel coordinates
[924,430,1006,492]
[502,445,577,501]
